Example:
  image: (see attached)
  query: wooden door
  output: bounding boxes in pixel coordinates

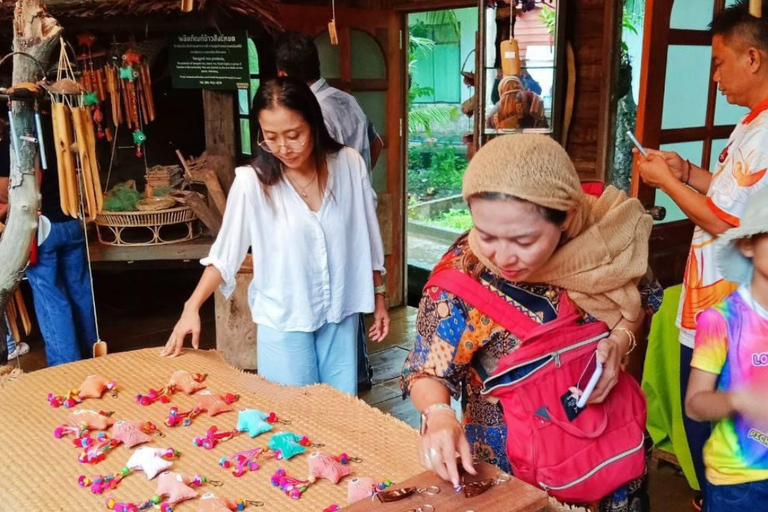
[278,5,406,307]
[632,0,746,264]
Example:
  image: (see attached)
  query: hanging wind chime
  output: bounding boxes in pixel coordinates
[499,2,520,77]
[328,0,338,46]
[751,0,762,18]
[49,39,104,220]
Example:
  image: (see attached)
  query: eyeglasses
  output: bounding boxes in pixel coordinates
[257,131,307,153]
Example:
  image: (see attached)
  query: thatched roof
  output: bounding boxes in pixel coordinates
[0,0,282,28]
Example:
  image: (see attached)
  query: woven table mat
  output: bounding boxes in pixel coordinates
[0,348,421,511]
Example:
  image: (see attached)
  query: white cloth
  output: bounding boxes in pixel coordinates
[201,147,385,332]
[677,106,768,348]
[311,79,374,170]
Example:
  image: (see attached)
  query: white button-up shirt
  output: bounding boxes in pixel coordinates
[201,147,386,333]
[311,79,374,170]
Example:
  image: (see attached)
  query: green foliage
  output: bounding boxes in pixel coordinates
[408,144,467,200]
[407,15,461,136]
[539,6,556,35]
[104,182,141,212]
[428,208,473,231]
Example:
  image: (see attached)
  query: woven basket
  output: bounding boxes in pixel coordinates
[94,206,201,246]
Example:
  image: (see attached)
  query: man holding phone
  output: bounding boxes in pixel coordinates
[635,2,768,503]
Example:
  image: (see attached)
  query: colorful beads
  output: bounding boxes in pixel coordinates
[322,504,341,512]
[47,389,82,408]
[165,406,203,427]
[271,468,310,499]
[193,426,239,450]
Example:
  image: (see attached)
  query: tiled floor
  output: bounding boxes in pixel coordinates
[6,289,694,512]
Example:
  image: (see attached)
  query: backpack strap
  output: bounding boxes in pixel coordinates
[425,268,540,339]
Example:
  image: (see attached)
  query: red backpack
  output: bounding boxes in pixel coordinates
[425,268,647,503]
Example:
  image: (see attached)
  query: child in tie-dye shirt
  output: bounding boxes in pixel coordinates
[685,187,768,512]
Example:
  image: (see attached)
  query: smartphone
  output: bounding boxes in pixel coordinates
[626,130,648,157]
[576,353,603,408]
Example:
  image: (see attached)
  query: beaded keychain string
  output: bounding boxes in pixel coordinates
[220,434,321,478]
[136,372,207,406]
[48,378,118,408]
[193,426,241,450]
[165,406,204,427]
[77,449,186,494]
[271,453,363,500]
[54,410,115,439]
[103,474,222,511]
[76,433,121,464]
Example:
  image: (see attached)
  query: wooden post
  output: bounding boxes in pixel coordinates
[202,90,237,193]
[0,0,62,362]
[214,255,257,370]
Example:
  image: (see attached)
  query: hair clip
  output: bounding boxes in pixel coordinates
[165,406,204,427]
[48,375,117,408]
[193,426,240,450]
[454,472,511,498]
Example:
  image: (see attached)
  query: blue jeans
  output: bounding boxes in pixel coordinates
[256,314,359,395]
[4,315,14,355]
[705,479,768,512]
[26,219,97,366]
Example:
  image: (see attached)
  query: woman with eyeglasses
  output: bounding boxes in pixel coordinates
[160,77,389,395]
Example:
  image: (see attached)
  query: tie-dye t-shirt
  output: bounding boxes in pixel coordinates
[691,287,768,485]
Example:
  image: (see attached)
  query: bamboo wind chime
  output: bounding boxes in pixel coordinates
[50,39,104,220]
[751,0,762,18]
[328,0,338,45]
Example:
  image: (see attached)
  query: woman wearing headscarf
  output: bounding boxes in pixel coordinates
[401,135,662,511]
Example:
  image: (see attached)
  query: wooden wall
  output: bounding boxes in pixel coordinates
[565,0,621,181]
[275,0,620,182]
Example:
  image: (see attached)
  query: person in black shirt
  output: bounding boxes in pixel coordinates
[0,107,97,367]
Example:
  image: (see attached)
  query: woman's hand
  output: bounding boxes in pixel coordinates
[160,303,201,357]
[589,334,624,404]
[369,294,390,342]
[419,410,476,486]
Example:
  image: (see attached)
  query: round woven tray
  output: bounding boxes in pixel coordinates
[94,206,201,246]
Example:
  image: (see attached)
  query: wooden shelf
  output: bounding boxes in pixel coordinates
[88,233,215,263]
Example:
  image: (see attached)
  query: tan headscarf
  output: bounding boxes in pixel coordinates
[463,134,653,326]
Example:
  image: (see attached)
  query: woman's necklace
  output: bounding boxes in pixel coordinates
[286,169,318,199]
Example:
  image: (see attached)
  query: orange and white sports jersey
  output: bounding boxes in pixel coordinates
[677,99,768,348]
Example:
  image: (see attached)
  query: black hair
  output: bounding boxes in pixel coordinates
[469,191,568,226]
[274,31,322,82]
[249,77,343,191]
[710,0,768,53]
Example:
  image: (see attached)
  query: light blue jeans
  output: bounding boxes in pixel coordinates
[256,314,359,395]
